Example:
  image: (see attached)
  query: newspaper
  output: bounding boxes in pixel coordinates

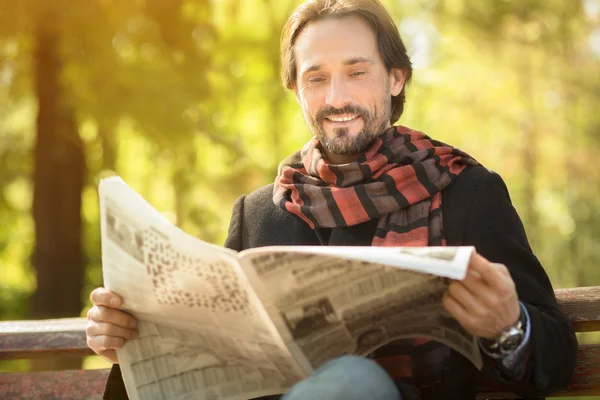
[99,176,482,400]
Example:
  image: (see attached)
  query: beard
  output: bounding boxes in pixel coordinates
[306,91,392,157]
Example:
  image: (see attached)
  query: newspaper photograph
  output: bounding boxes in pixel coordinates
[239,248,482,373]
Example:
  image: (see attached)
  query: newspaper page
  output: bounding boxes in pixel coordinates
[99,177,305,400]
[238,246,482,374]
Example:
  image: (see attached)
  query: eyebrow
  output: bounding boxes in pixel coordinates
[343,57,374,66]
[301,57,374,75]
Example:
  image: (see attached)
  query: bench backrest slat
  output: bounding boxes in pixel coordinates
[555,286,600,332]
[0,318,93,360]
[0,369,109,400]
[2,287,599,360]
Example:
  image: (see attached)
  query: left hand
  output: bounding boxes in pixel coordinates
[443,252,520,340]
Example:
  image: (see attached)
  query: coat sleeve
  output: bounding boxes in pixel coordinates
[464,170,577,397]
[103,364,128,400]
[224,195,245,251]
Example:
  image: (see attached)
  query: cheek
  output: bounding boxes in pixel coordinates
[350,81,380,105]
[299,90,325,115]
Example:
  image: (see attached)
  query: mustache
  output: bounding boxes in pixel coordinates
[315,104,369,122]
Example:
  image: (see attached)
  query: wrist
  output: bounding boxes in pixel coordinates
[483,302,521,340]
[480,305,527,358]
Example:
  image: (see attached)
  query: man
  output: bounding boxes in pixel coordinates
[86,0,577,399]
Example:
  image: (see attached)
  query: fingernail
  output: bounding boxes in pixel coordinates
[110,297,120,307]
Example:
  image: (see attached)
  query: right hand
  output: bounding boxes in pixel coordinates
[86,287,138,364]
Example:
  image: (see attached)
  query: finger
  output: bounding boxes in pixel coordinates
[488,264,517,297]
[463,269,516,310]
[447,281,487,316]
[474,261,515,292]
[467,253,492,276]
[468,255,506,287]
[87,320,138,340]
[90,287,123,308]
[88,305,137,329]
[98,349,119,364]
[443,293,472,327]
[466,268,483,281]
[492,262,512,278]
[87,334,126,353]
[461,269,489,296]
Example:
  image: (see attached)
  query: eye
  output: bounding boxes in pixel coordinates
[350,71,366,77]
[308,77,325,84]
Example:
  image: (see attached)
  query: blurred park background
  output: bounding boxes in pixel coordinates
[0,0,599,396]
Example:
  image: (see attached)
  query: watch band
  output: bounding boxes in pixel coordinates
[481,308,527,359]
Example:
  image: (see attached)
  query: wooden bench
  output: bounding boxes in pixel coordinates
[1,286,600,399]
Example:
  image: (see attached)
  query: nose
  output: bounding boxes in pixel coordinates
[325,76,351,109]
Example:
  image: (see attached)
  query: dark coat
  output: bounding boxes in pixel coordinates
[104,166,577,400]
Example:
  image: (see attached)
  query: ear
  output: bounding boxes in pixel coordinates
[389,68,405,97]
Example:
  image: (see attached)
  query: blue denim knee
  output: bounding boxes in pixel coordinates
[282,355,401,400]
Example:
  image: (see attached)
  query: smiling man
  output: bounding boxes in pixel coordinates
[290,11,406,164]
[87,1,577,399]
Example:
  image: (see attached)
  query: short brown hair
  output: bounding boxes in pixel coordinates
[280,0,413,124]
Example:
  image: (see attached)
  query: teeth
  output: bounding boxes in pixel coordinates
[328,115,357,122]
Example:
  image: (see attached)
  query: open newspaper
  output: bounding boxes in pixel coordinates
[99,176,482,400]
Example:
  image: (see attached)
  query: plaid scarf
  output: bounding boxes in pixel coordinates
[273,125,479,395]
[273,125,478,246]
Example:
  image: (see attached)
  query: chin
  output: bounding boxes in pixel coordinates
[332,124,363,137]
[325,136,373,156]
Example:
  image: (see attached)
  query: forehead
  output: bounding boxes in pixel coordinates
[294,15,380,71]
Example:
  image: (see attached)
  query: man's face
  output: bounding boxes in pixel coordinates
[293,15,405,158]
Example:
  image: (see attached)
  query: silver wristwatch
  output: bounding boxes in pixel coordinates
[481,313,526,358]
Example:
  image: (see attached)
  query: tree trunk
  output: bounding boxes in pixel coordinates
[31,21,85,369]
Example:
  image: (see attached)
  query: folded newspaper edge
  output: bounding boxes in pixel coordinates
[240,246,473,280]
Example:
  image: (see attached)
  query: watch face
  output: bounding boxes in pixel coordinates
[501,331,524,353]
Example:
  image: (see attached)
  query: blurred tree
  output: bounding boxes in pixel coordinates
[424,0,600,288]
[0,0,216,322]
[32,8,86,322]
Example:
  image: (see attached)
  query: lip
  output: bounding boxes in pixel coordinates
[324,115,361,126]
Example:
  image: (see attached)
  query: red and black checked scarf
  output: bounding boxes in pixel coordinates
[273,125,480,394]
[273,125,478,245]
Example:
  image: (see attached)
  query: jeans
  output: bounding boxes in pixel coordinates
[281,356,402,400]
